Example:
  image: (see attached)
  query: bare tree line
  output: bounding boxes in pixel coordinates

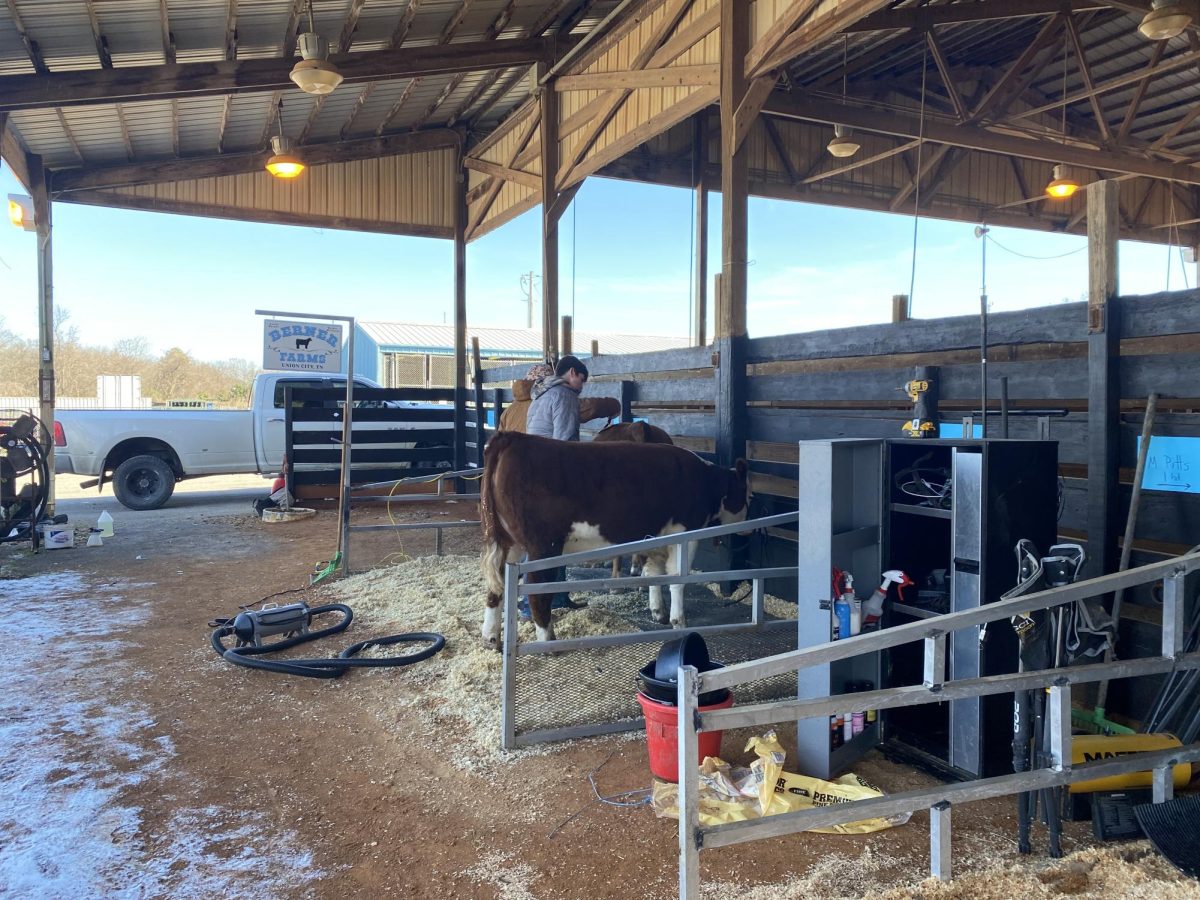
[0,310,259,405]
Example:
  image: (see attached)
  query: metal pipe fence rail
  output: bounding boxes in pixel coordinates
[346,467,482,567]
[500,511,801,749]
[676,551,1200,899]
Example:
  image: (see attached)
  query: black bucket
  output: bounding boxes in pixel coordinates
[639,631,729,706]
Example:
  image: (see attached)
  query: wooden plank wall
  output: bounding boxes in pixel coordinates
[482,291,1200,721]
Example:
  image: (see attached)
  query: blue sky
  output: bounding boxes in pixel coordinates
[0,164,1192,365]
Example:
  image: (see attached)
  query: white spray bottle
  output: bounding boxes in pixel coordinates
[863,569,913,625]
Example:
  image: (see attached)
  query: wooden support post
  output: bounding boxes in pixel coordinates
[716,0,748,468]
[590,339,599,358]
[561,314,572,355]
[1086,179,1120,579]
[28,153,55,516]
[453,162,468,476]
[619,380,633,423]
[471,337,486,468]
[539,64,561,362]
[693,111,709,348]
[892,293,910,323]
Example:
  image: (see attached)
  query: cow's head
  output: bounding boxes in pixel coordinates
[713,459,751,526]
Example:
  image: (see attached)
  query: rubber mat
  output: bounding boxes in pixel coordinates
[1134,795,1200,878]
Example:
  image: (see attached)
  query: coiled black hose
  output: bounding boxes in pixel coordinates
[211,602,445,679]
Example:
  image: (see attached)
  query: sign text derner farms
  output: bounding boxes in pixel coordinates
[263,320,343,373]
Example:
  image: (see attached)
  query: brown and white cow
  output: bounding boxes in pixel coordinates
[480,431,750,643]
[590,421,675,577]
[590,421,674,445]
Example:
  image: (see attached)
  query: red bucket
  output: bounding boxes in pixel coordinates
[636,690,733,783]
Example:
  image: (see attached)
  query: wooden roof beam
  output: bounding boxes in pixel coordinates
[335,0,426,139]
[225,0,239,60]
[847,0,1105,32]
[54,109,85,163]
[926,28,966,121]
[1065,12,1114,145]
[764,92,1200,184]
[1012,46,1200,122]
[412,0,519,130]
[159,0,176,65]
[6,0,47,74]
[51,128,462,194]
[282,0,305,58]
[0,39,552,113]
[83,0,113,69]
[1117,40,1165,145]
[298,0,373,144]
[380,0,474,134]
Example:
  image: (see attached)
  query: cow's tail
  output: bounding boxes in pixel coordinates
[479,433,514,597]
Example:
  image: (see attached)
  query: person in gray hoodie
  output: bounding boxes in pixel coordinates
[526,355,589,441]
[520,354,590,618]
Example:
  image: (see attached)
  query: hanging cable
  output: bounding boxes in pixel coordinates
[907,42,929,308]
[984,233,1086,260]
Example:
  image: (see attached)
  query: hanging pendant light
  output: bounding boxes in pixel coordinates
[1045,37,1079,200]
[290,0,344,95]
[827,124,861,158]
[266,102,306,179]
[828,35,860,158]
[1139,0,1193,40]
[1045,164,1080,199]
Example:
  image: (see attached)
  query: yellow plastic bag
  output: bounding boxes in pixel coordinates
[652,731,910,834]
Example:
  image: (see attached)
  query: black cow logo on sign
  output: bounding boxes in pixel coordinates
[295,338,313,350]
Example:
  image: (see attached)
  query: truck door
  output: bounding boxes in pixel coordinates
[258,377,332,472]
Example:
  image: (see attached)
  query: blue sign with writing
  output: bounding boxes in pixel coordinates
[1138,435,1200,494]
[939,423,984,438]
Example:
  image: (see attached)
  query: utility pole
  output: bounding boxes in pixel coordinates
[519,270,539,330]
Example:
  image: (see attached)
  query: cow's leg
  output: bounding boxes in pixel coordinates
[668,541,695,628]
[525,565,558,642]
[481,540,519,647]
[610,556,623,579]
[643,551,668,623]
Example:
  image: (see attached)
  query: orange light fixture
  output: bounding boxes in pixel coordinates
[266,135,305,178]
[7,194,35,231]
[1045,165,1080,199]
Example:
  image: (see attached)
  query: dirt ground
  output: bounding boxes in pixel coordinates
[1,475,1198,898]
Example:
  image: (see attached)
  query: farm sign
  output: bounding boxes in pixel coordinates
[263,320,343,373]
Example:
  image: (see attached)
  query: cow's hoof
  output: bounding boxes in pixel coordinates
[652,611,669,625]
[670,618,687,629]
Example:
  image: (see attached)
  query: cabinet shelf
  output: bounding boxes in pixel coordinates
[891,602,943,621]
[890,502,951,520]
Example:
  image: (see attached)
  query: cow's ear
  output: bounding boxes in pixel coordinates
[734,459,748,479]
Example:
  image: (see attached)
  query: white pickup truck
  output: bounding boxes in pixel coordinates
[55,372,439,510]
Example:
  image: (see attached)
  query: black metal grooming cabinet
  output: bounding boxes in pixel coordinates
[796,438,1059,782]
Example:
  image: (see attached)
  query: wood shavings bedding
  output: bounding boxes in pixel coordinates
[701,841,1200,899]
[322,556,796,773]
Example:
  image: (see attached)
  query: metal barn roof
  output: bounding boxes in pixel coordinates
[358,319,690,356]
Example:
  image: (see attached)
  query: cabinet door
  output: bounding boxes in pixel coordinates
[949,447,984,775]
[796,439,884,779]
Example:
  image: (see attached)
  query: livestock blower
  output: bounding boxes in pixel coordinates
[210,600,445,679]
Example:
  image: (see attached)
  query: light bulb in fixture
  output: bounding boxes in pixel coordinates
[1139,0,1193,39]
[290,32,344,95]
[7,193,36,231]
[827,124,860,158]
[266,135,306,178]
[1045,164,1079,199]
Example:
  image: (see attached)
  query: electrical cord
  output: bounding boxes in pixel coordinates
[211,602,445,679]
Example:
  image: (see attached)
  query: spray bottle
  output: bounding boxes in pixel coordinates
[863,569,914,625]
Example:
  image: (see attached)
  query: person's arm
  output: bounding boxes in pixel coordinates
[580,397,620,423]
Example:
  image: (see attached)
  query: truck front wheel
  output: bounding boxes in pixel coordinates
[112,455,176,510]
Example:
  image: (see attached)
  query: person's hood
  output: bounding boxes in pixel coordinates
[512,379,533,401]
[531,375,577,400]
